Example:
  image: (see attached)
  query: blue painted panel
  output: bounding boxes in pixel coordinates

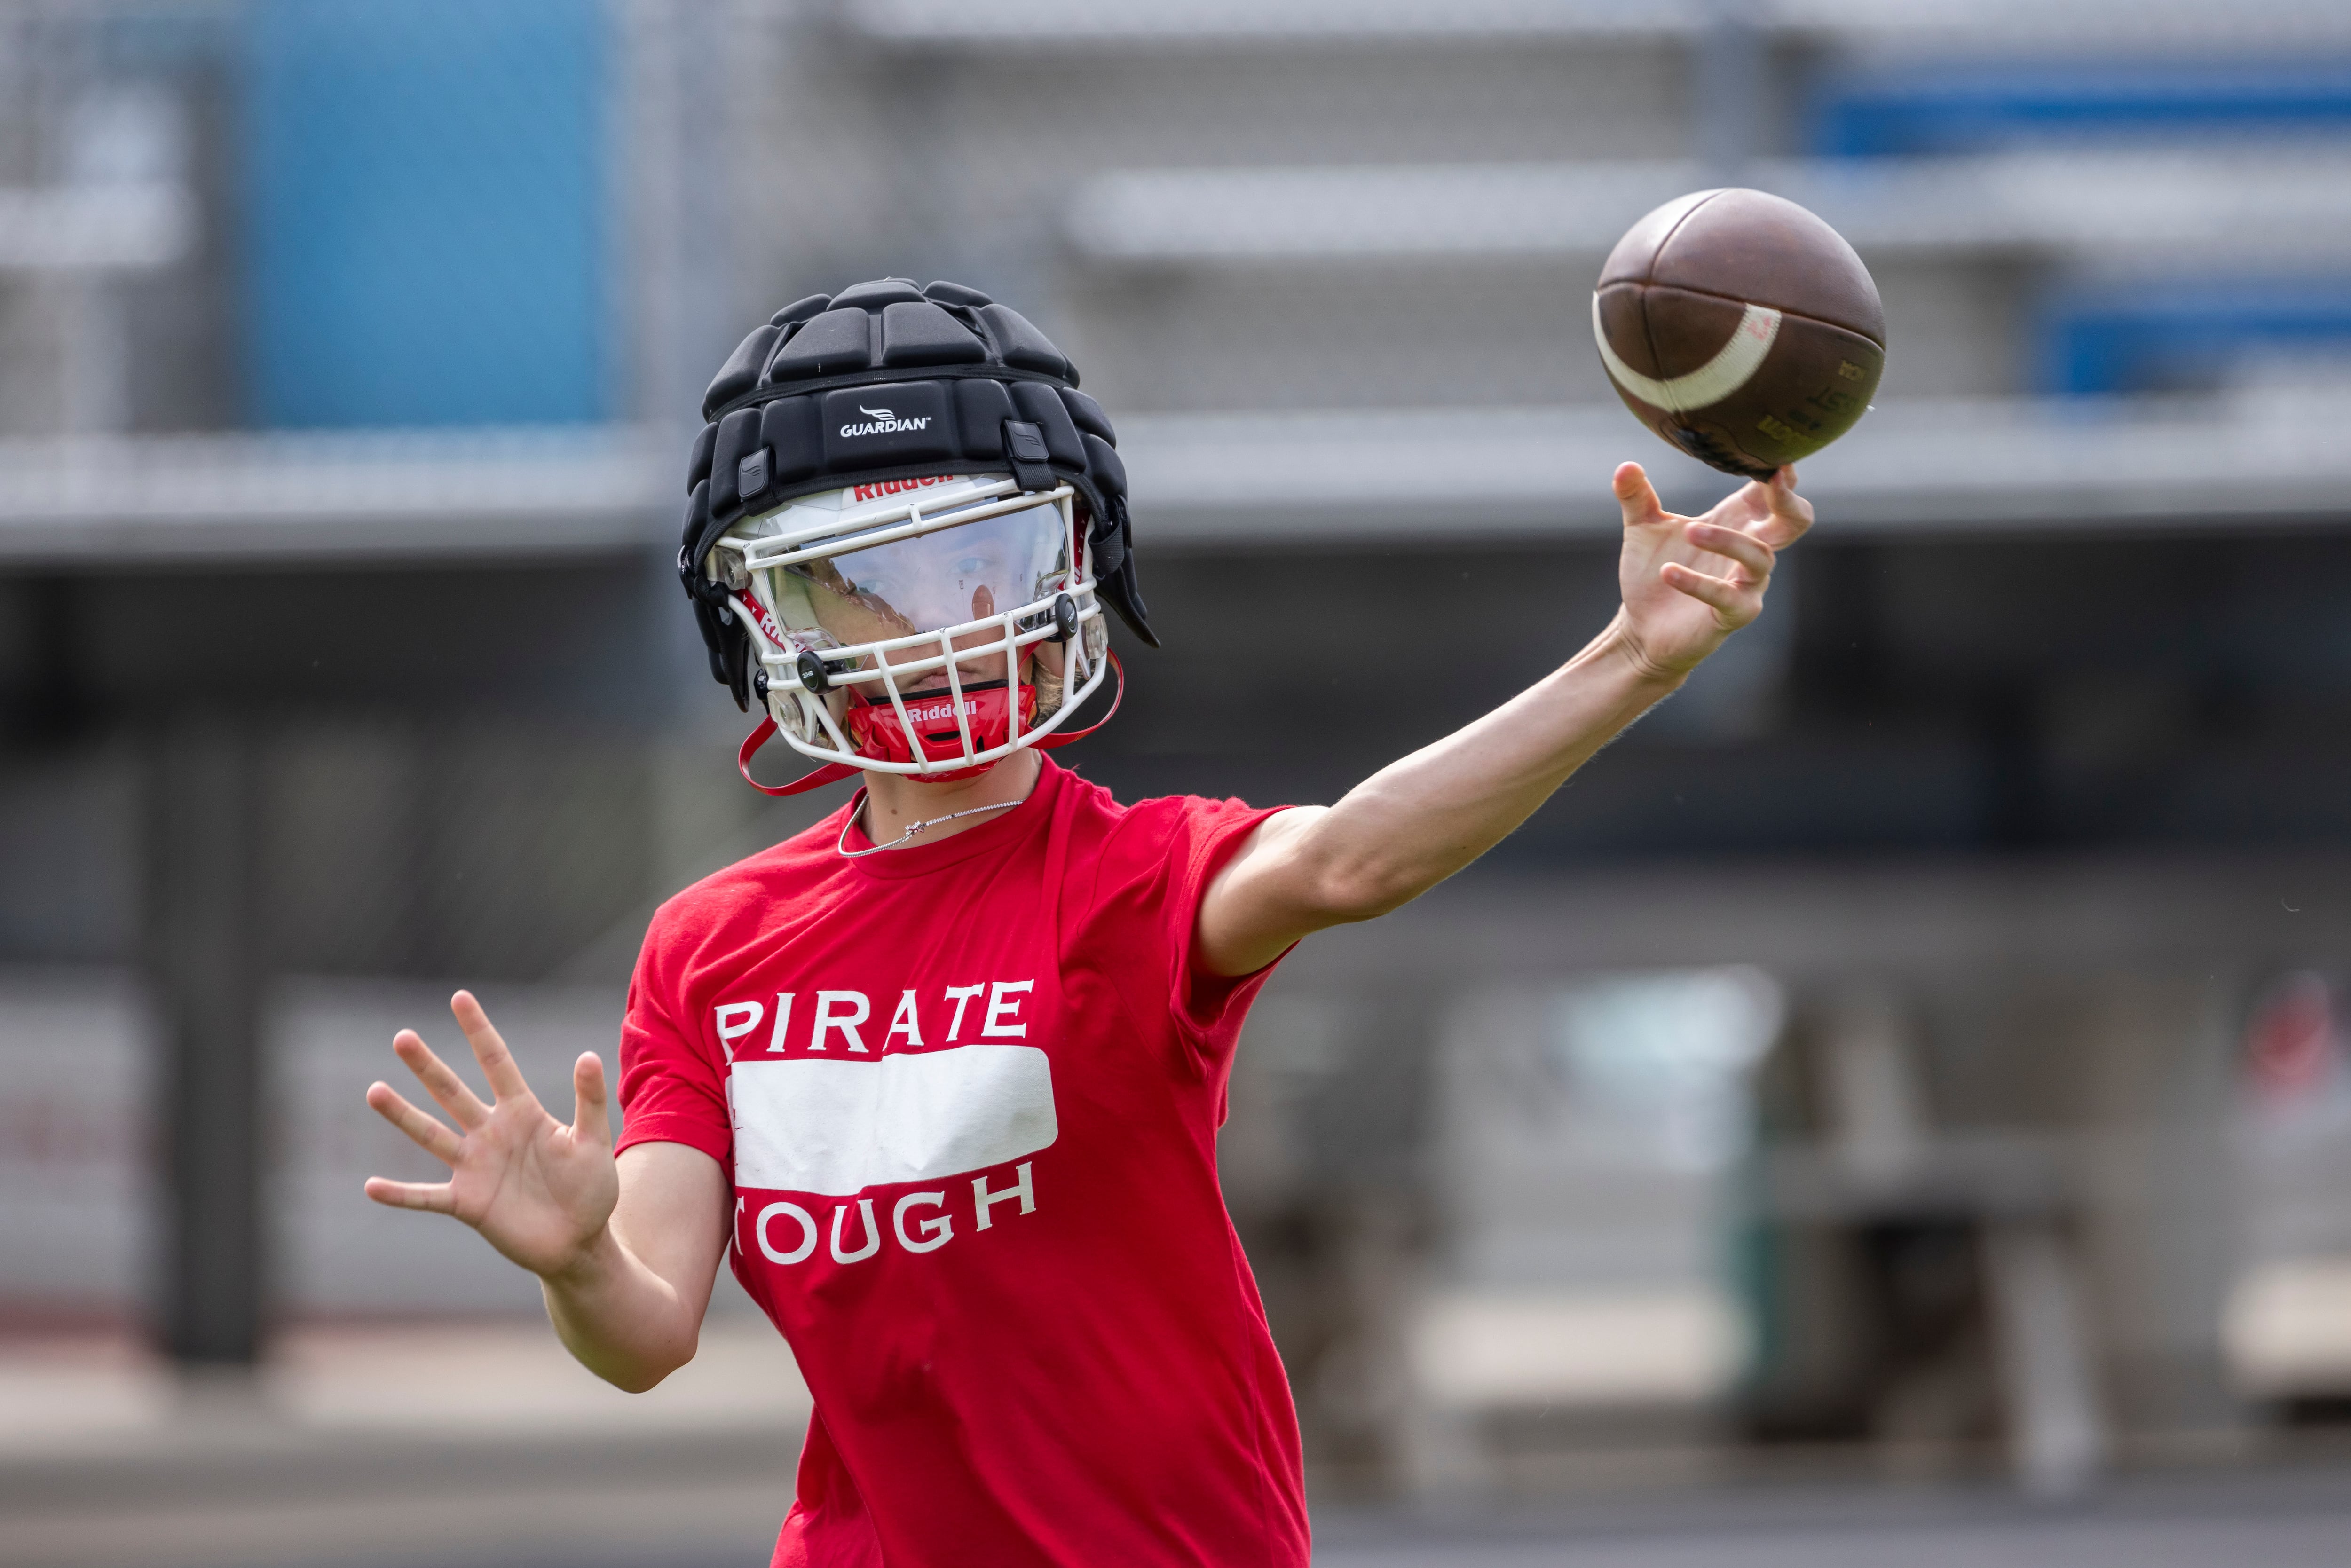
[2038,283,2351,396]
[1812,63,2351,158]
[245,0,606,427]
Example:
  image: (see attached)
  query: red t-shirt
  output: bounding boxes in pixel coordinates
[616,757,1309,1568]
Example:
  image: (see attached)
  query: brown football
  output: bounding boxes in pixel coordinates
[1594,188,1886,481]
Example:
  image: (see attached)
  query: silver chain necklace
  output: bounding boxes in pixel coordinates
[836,787,1020,858]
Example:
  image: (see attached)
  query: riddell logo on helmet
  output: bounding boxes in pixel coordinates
[853,475,957,504]
[840,405,933,439]
[736,593,785,646]
[904,696,978,725]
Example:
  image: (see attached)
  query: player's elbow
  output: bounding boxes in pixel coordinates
[1300,854,1426,927]
[1255,810,1435,929]
[575,1326,698,1394]
[601,1341,694,1394]
[607,1364,677,1395]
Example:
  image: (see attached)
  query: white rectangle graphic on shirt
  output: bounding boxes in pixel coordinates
[730,1045,1057,1196]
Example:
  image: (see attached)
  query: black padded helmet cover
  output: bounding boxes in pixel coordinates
[678,278,1155,710]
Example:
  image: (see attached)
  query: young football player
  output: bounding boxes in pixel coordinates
[362,279,1812,1567]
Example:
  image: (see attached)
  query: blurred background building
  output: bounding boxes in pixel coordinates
[7,1,2351,1563]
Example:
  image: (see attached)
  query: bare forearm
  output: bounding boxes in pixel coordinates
[1300,612,1680,915]
[538,1146,726,1392]
[1200,466,1807,977]
[539,1224,705,1392]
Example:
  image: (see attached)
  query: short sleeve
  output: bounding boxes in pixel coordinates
[1079,793,1294,1076]
[613,917,732,1166]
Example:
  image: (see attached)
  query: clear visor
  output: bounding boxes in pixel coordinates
[762,498,1073,689]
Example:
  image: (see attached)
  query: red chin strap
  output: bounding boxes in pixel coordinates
[737,653,1125,797]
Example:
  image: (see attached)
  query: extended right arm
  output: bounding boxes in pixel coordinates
[364,991,730,1392]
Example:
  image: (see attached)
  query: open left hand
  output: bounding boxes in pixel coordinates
[1610,460,1813,679]
[362,990,619,1281]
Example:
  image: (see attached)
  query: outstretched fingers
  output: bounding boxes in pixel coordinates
[393,1029,491,1130]
[451,990,534,1106]
[1756,466,1813,548]
[1613,462,1668,530]
[363,1175,458,1215]
[1685,520,1775,582]
[1661,560,1756,623]
[366,1080,463,1164]
[571,1052,612,1150]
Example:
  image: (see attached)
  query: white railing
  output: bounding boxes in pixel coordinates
[1068,151,2351,267]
